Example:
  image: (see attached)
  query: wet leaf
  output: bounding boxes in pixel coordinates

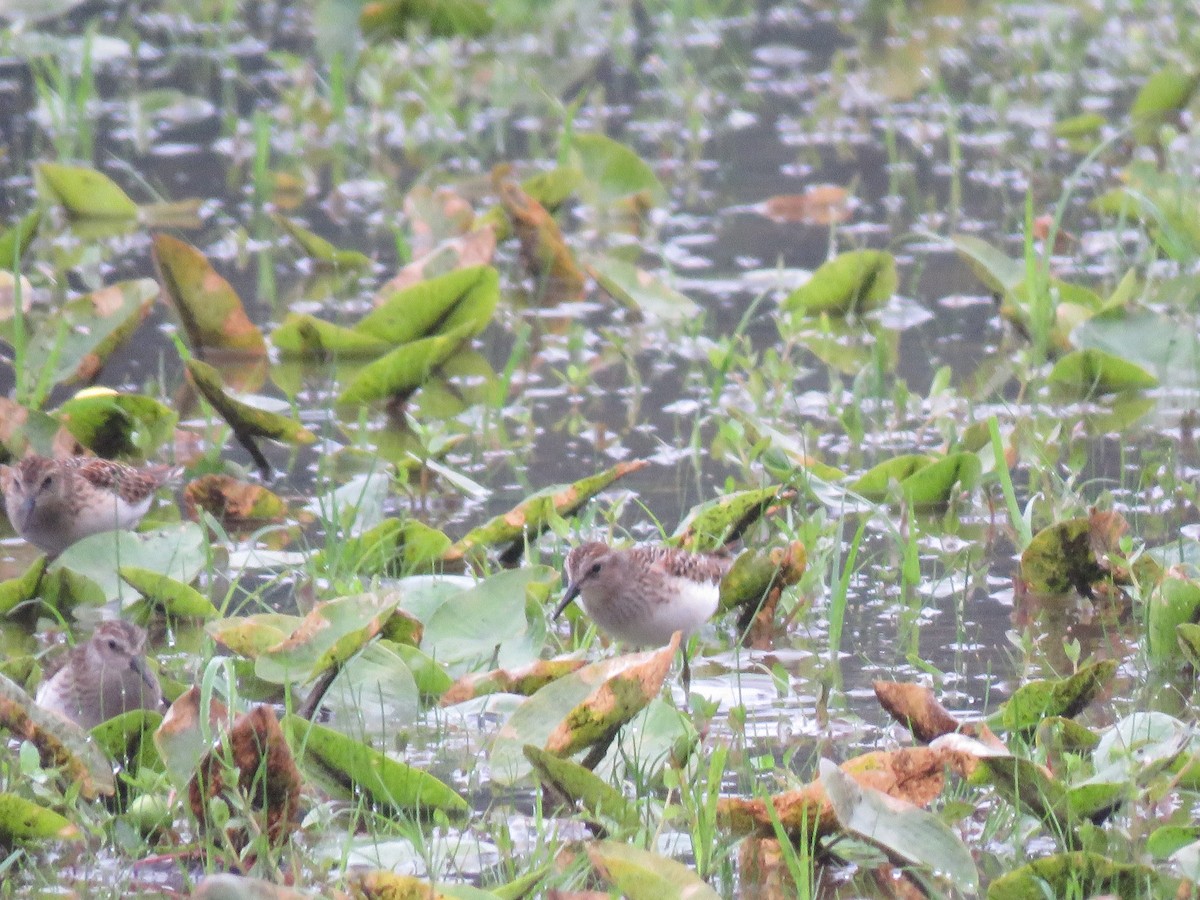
[153,685,231,791]
[119,566,220,620]
[0,672,115,799]
[49,522,206,605]
[56,391,177,458]
[0,792,80,843]
[947,233,1023,294]
[1178,623,1200,668]
[671,485,783,551]
[873,681,962,744]
[1020,515,1105,596]
[1147,573,1200,664]
[783,250,897,316]
[716,783,836,841]
[422,567,555,675]
[1048,348,1158,396]
[186,357,316,447]
[0,209,42,266]
[337,328,471,406]
[445,460,649,563]
[1092,712,1192,784]
[490,640,677,784]
[441,657,588,705]
[584,840,719,900]
[360,0,493,40]
[976,754,1069,825]
[393,643,454,702]
[271,213,371,270]
[495,177,585,298]
[358,265,499,345]
[821,759,979,892]
[1054,111,1106,139]
[849,454,932,501]
[285,715,468,817]
[588,255,701,323]
[207,614,297,659]
[37,162,139,220]
[757,186,851,224]
[1130,65,1200,144]
[569,133,667,207]
[23,279,158,386]
[152,233,267,357]
[0,555,47,615]
[182,474,288,528]
[717,541,807,618]
[191,874,314,900]
[315,518,451,578]
[996,659,1116,732]
[270,313,392,360]
[89,708,163,774]
[254,592,402,684]
[894,451,982,508]
[523,745,641,831]
[987,852,1154,900]
[189,705,302,847]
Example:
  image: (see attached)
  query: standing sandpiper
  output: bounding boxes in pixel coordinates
[553,541,732,689]
[35,620,163,729]
[0,454,181,557]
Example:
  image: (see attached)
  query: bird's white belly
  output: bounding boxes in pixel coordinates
[585,576,718,648]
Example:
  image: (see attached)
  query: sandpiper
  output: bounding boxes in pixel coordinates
[0,454,180,557]
[553,541,731,688]
[35,620,163,729]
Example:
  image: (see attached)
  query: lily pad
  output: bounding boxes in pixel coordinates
[988,852,1155,900]
[783,250,897,316]
[337,327,471,406]
[524,745,641,831]
[37,162,139,220]
[49,522,207,605]
[56,390,178,458]
[1048,348,1159,396]
[153,233,267,357]
[186,357,316,449]
[0,555,48,615]
[270,314,393,360]
[119,566,220,620]
[1147,574,1200,664]
[0,209,41,266]
[671,485,783,551]
[583,840,719,900]
[271,213,371,270]
[356,265,499,345]
[995,659,1117,732]
[588,255,701,323]
[0,792,80,843]
[569,133,667,207]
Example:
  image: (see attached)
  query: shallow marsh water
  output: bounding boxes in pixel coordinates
[0,0,1198,895]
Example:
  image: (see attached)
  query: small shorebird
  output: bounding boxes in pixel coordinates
[35,620,163,729]
[553,541,732,690]
[0,455,180,557]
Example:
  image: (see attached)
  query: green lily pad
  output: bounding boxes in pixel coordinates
[337,327,470,406]
[0,209,41,267]
[360,0,493,40]
[783,250,897,316]
[569,133,667,207]
[588,254,701,323]
[1048,348,1159,396]
[207,613,297,659]
[1130,65,1200,144]
[49,522,207,605]
[583,840,719,900]
[271,213,371,270]
[995,659,1117,732]
[894,452,982,508]
[153,233,267,357]
[0,555,48,615]
[987,852,1155,900]
[89,708,164,773]
[285,715,468,818]
[270,313,393,360]
[37,163,139,220]
[357,265,499,345]
[119,566,220,620]
[671,485,783,551]
[254,592,403,684]
[947,234,1023,295]
[186,357,316,446]
[1147,575,1200,664]
[849,454,932,501]
[56,391,178,458]
[1020,515,1105,596]
[524,744,642,829]
[0,792,80,843]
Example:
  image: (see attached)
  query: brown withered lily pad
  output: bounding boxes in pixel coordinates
[183,474,288,528]
[188,704,302,848]
[494,175,585,300]
[441,657,587,706]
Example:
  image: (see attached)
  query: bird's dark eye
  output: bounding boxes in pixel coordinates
[107,639,119,651]
[589,562,602,575]
[40,474,54,490]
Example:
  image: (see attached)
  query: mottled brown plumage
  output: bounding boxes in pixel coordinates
[0,454,180,556]
[554,541,731,648]
[35,620,163,729]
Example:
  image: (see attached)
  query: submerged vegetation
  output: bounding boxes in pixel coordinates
[0,0,1198,896]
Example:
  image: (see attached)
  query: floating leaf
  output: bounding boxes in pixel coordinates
[358,265,499,345]
[271,213,371,270]
[49,522,207,605]
[56,391,178,458]
[270,314,392,360]
[189,705,302,848]
[947,233,1023,295]
[314,518,451,578]
[1147,574,1200,664]
[0,792,80,843]
[89,708,163,774]
[849,453,931,499]
[569,133,667,207]
[495,177,585,299]
[988,852,1154,900]
[671,485,783,551]
[186,357,316,451]
[119,566,220,619]
[1130,65,1200,144]
[441,657,587,705]
[0,672,115,799]
[286,715,468,817]
[783,250,897,316]
[874,681,964,744]
[1048,347,1159,396]
[37,162,139,220]
[717,542,807,618]
[0,555,47,615]
[821,759,978,892]
[153,233,267,357]
[996,659,1117,732]
[337,328,470,406]
[182,474,288,528]
[254,592,402,684]
[588,255,701,323]
[1020,511,1134,596]
[893,451,982,508]
[445,460,649,563]
[154,686,232,792]
[207,614,297,660]
[523,745,641,831]
[584,840,720,900]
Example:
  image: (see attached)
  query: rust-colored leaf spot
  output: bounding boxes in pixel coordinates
[494,174,585,300]
[759,185,851,224]
[183,473,287,527]
[440,657,587,706]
